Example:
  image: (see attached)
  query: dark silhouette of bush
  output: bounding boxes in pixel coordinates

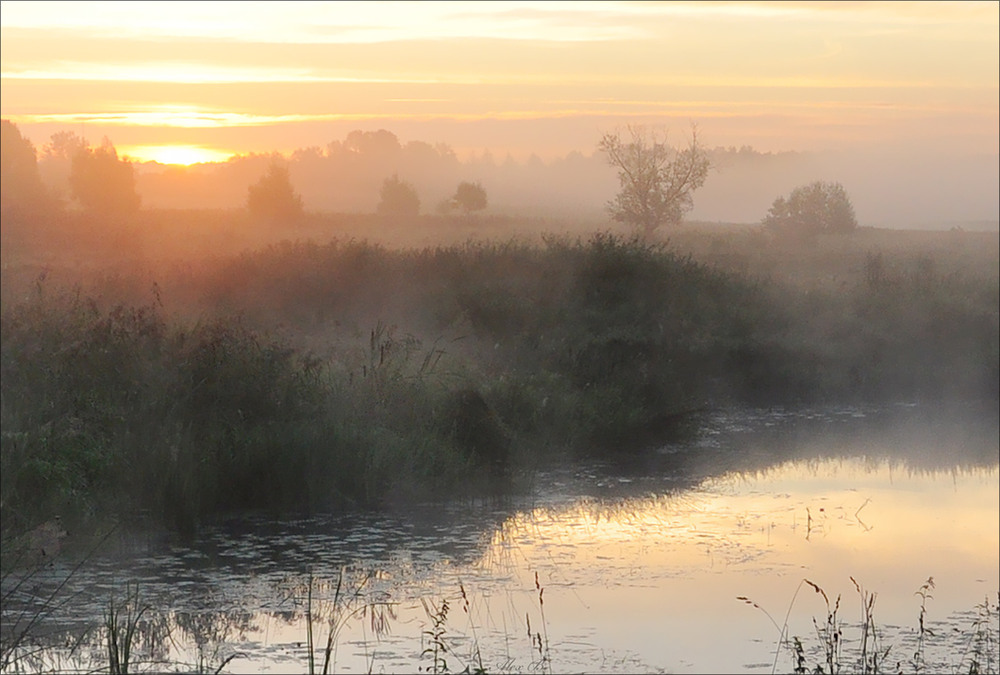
[247,159,305,223]
[376,173,420,217]
[439,388,510,481]
[763,180,858,237]
[452,181,488,214]
[69,137,140,219]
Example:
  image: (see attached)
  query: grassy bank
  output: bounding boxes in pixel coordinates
[1,222,997,539]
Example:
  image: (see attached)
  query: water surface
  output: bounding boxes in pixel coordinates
[3,403,998,673]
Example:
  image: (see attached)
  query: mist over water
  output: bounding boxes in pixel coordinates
[2,404,996,674]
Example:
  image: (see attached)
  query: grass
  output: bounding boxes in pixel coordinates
[301,567,396,675]
[6,568,996,674]
[0,524,116,673]
[1,225,997,540]
[913,577,934,673]
[421,596,451,674]
[531,571,552,675]
[741,578,1000,675]
[105,582,149,674]
[958,594,1000,675]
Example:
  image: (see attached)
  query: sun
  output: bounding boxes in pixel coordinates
[121,144,233,165]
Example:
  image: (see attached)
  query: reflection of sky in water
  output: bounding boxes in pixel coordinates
[467,458,998,673]
[4,406,998,673]
[199,458,998,673]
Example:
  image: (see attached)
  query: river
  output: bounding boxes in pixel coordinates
[2,402,998,673]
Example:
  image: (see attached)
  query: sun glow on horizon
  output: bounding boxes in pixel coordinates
[121,144,234,165]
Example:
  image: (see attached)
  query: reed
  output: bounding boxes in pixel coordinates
[458,581,488,675]
[532,570,552,674]
[958,594,999,675]
[0,525,115,673]
[912,576,934,673]
[742,577,1000,675]
[421,596,451,674]
[301,567,395,675]
[105,582,149,675]
[849,576,889,674]
[2,231,996,539]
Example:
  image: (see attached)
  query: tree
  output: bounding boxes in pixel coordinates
[39,130,88,205]
[343,129,402,158]
[69,137,140,218]
[598,125,710,239]
[247,159,304,223]
[451,181,488,214]
[1,120,48,219]
[762,181,858,237]
[376,173,420,217]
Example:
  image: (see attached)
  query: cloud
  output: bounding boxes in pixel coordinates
[0,1,647,44]
[9,110,337,128]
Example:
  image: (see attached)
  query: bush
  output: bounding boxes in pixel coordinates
[451,181,488,214]
[763,180,858,238]
[376,173,420,217]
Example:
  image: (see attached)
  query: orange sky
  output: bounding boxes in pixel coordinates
[2,0,997,164]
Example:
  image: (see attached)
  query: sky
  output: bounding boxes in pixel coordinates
[1,0,998,165]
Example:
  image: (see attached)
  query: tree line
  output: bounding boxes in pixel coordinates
[3,119,858,240]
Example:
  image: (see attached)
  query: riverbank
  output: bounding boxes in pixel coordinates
[1,221,997,540]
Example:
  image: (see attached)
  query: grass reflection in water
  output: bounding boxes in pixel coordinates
[2,416,998,673]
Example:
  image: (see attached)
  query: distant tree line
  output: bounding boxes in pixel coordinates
[3,119,860,237]
[2,120,140,222]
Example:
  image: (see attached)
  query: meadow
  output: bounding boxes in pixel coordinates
[1,210,997,541]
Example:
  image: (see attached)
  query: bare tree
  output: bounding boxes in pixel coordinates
[598,125,710,239]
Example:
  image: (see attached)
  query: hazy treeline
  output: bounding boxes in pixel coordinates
[132,138,1000,227]
[7,120,998,227]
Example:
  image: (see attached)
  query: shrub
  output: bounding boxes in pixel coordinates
[376,173,420,217]
[763,180,858,238]
[451,181,488,214]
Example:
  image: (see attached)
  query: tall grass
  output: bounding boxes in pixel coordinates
[742,578,1000,675]
[2,232,997,539]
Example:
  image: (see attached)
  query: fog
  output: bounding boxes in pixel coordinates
[99,130,999,230]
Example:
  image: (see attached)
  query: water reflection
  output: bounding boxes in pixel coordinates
[2,403,997,673]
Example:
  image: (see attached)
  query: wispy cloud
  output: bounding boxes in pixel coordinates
[7,110,336,128]
[0,1,644,44]
[2,59,963,89]
[0,63,456,85]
